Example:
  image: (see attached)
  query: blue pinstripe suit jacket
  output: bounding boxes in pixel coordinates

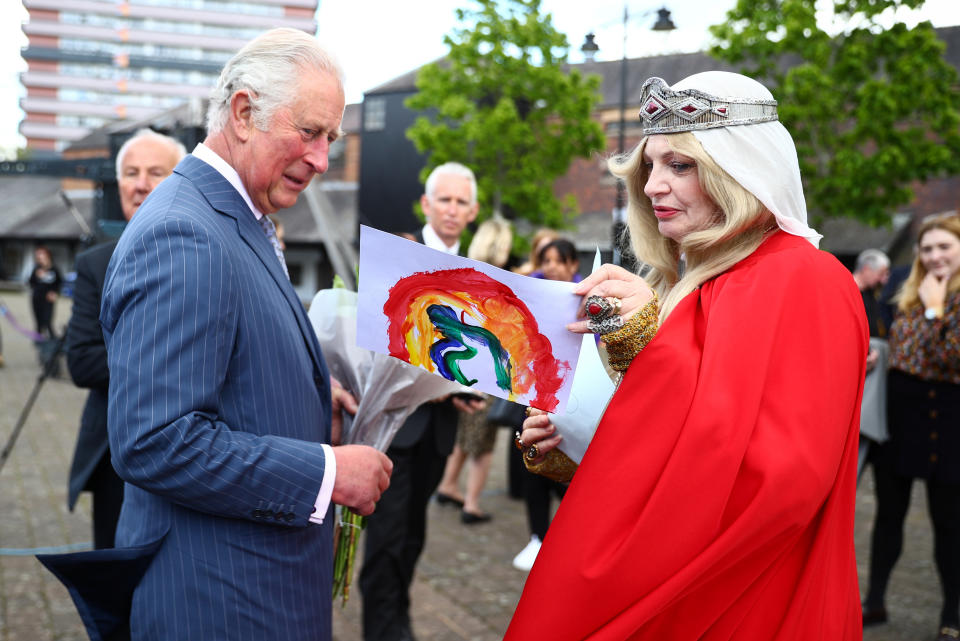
[99,154,335,640]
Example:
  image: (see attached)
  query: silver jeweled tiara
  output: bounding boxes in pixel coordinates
[638,77,778,134]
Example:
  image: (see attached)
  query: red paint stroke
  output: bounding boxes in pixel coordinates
[384,268,568,411]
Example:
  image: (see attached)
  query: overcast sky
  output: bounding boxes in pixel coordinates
[1,0,957,156]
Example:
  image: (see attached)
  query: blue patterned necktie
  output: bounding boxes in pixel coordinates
[258,215,289,279]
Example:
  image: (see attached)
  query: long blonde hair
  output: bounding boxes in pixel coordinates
[610,132,775,320]
[894,213,960,312]
[468,217,513,268]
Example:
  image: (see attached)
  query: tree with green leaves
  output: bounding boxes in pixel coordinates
[406,0,605,232]
[710,0,960,226]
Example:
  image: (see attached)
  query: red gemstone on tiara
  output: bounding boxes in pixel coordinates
[646,101,660,114]
[681,104,698,113]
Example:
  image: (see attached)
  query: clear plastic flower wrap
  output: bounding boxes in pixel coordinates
[307,286,464,605]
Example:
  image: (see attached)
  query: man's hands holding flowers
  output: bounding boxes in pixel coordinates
[329,376,392,517]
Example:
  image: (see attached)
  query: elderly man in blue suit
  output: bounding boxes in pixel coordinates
[41,28,393,641]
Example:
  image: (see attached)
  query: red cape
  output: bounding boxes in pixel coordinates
[505,232,867,640]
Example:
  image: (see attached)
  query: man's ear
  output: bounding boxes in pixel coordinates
[466,203,479,223]
[229,90,254,142]
[420,194,432,220]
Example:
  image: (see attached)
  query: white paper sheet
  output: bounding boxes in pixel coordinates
[357,225,581,413]
[549,250,616,464]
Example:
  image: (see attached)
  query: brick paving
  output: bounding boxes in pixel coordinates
[0,290,944,640]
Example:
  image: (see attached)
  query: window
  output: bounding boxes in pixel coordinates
[364,97,386,132]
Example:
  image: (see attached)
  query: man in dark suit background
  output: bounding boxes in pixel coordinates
[65,128,186,549]
[852,248,891,369]
[360,162,485,641]
[42,29,393,641]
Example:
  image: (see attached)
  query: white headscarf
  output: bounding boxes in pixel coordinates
[670,71,822,247]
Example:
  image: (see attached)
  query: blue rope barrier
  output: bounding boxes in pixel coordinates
[0,542,93,556]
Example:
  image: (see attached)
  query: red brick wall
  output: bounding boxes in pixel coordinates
[553,125,646,215]
[908,176,960,218]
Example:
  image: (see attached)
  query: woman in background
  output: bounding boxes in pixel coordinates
[28,246,62,339]
[863,213,960,641]
[513,228,559,277]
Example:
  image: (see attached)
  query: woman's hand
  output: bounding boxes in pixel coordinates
[567,263,655,334]
[918,271,948,312]
[518,408,563,464]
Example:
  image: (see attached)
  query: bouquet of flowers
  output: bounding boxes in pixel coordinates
[308,285,465,606]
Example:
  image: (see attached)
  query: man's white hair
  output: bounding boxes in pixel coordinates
[425,162,477,204]
[855,248,890,273]
[206,27,344,134]
[115,128,186,176]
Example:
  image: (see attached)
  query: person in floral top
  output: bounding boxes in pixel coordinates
[864,213,960,641]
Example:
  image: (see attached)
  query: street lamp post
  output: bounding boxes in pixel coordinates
[585,5,675,266]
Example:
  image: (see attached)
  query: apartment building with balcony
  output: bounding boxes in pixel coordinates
[19,0,318,154]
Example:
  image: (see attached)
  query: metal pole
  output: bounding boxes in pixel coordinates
[612,4,629,266]
[617,3,628,210]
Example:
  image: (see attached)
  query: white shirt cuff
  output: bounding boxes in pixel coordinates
[309,444,336,524]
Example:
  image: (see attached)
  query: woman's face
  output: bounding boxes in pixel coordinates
[532,234,557,265]
[642,135,717,242]
[540,247,578,282]
[919,227,960,280]
[34,249,51,268]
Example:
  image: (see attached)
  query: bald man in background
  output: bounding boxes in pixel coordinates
[65,128,185,549]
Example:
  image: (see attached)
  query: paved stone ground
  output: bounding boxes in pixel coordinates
[0,290,945,640]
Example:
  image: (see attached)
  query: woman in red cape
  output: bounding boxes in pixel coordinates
[506,71,867,640]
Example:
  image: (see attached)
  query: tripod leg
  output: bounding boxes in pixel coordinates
[0,372,47,472]
[0,334,66,473]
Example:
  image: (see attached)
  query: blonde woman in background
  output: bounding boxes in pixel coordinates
[863,213,960,641]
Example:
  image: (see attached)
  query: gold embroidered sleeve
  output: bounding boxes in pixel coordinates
[523,448,578,483]
[601,293,660,373]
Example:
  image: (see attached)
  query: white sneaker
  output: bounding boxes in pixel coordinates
[512,535,542,571]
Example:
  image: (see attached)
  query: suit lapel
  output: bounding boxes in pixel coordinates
[174,156,327,376]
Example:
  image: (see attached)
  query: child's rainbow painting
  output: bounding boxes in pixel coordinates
[357,226,581,412]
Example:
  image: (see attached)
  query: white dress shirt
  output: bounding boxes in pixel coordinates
[421,223,460,255]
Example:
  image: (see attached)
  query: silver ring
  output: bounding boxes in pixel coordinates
[587,315,624,335]
[584,295,613,321]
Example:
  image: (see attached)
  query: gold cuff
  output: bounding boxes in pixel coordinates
[523,448,578,483]
[602,292,660,373]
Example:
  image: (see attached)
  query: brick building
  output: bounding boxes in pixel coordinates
[18,0,318,155]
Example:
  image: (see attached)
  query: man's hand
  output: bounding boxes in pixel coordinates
[866,348,879,372]
[451,395,486,414]
[330,376,358,446]
[330,445,392,516]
